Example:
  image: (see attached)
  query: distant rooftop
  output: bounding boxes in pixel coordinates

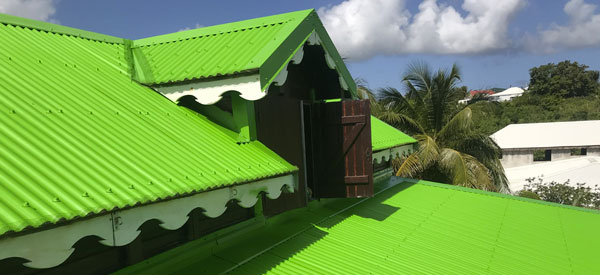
[505,156,600,192]
[489,87,525,97]
[491,120,600,149]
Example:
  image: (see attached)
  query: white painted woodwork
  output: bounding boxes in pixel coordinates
[0,174,295,269]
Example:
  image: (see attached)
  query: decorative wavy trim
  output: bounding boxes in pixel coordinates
[154,31,350,105]
[306,32,350,91]
[372,145,413,164]
[0,174,295,269]
[155,74,264,105]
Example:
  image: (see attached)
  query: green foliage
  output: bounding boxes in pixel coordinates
[523,177,600,209]
[529,60,600,98]
[369,62,508,192]
[518,190,541,200]
[470,93,600,135]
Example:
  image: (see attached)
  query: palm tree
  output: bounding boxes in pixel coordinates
[374,62,509,192]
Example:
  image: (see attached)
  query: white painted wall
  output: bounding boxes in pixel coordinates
[501,146,600,168]
[501,150,533,168]
[589,147,600,157]
[551,149,571,161]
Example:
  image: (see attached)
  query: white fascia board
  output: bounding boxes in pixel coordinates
[0,174,295,269]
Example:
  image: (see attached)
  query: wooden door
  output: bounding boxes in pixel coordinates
[312,99,373,198]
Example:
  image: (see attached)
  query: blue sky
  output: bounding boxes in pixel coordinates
[2,0,599,91]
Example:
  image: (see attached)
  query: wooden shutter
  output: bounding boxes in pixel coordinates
[312,99,373,198]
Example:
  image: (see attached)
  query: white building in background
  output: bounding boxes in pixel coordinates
[491,120,600,168]
[492,120,600,193]
[505,156,600,193]
[488,87,525,102]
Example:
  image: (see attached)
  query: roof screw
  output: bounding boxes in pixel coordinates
[184,175,189,180]
[22,202,30,207]
[213,171,217,175]
[82,192,89,197]
[168,178,172,182]
[58,109,63,113]
[148,181,153,185]
[200,172,203,176]
[106,188,113,193]
[8,57,12,61]
[53,197,61,202]
[9,110,16,114]
[128,184,135,189]
[89,111,93,115]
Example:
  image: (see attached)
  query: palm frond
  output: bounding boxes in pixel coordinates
[437,107,473,143]
[439,149,494,191]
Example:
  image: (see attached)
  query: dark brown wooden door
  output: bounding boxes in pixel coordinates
[312,99,373,198]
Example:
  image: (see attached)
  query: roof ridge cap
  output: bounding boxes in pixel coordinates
[414,179,600,215]
[132,9,314,48]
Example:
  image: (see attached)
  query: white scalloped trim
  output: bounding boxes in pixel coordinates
[0,174,295,269]
[372,145,414,164]
[156,74,264,105]
[306,32,350,91]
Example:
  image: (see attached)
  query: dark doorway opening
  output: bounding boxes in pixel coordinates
[302,101,316,199]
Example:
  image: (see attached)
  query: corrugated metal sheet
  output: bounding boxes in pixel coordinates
[371,116,417,151]
[0,20,296,236]
[119,178,600,274]
[229,180,600,274]
[131,10,310,85]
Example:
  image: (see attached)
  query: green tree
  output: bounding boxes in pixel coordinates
[376,63,509,192]
[529,60,600,98]
[523,177,600,209]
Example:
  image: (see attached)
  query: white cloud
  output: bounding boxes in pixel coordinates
[178,23,204,32]
[532,0,600,52]
[0,0,56,21]
[318,0,525,60]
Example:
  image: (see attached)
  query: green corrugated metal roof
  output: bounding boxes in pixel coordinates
[120,178,600,274]
[0,15,296,236]
[371,116,417,151]
[130,9,357,95]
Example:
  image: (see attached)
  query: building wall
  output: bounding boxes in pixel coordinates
[501,150,534,168]
[589,147,600,157]
[502,146,600,168]
[551,149,572,161]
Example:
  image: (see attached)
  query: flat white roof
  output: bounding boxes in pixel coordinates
[489,87,524,97]
[491,120,600,149]
[505,156,600,193]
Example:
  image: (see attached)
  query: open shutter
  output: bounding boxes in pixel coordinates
[312,99,373,198]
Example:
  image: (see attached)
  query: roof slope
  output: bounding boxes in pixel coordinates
[231,181,600,274]
[131,9,357,95]
[119,178,600,274]
[371,116,416,151]
[491,120,600,149]
[0,15,296,236]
